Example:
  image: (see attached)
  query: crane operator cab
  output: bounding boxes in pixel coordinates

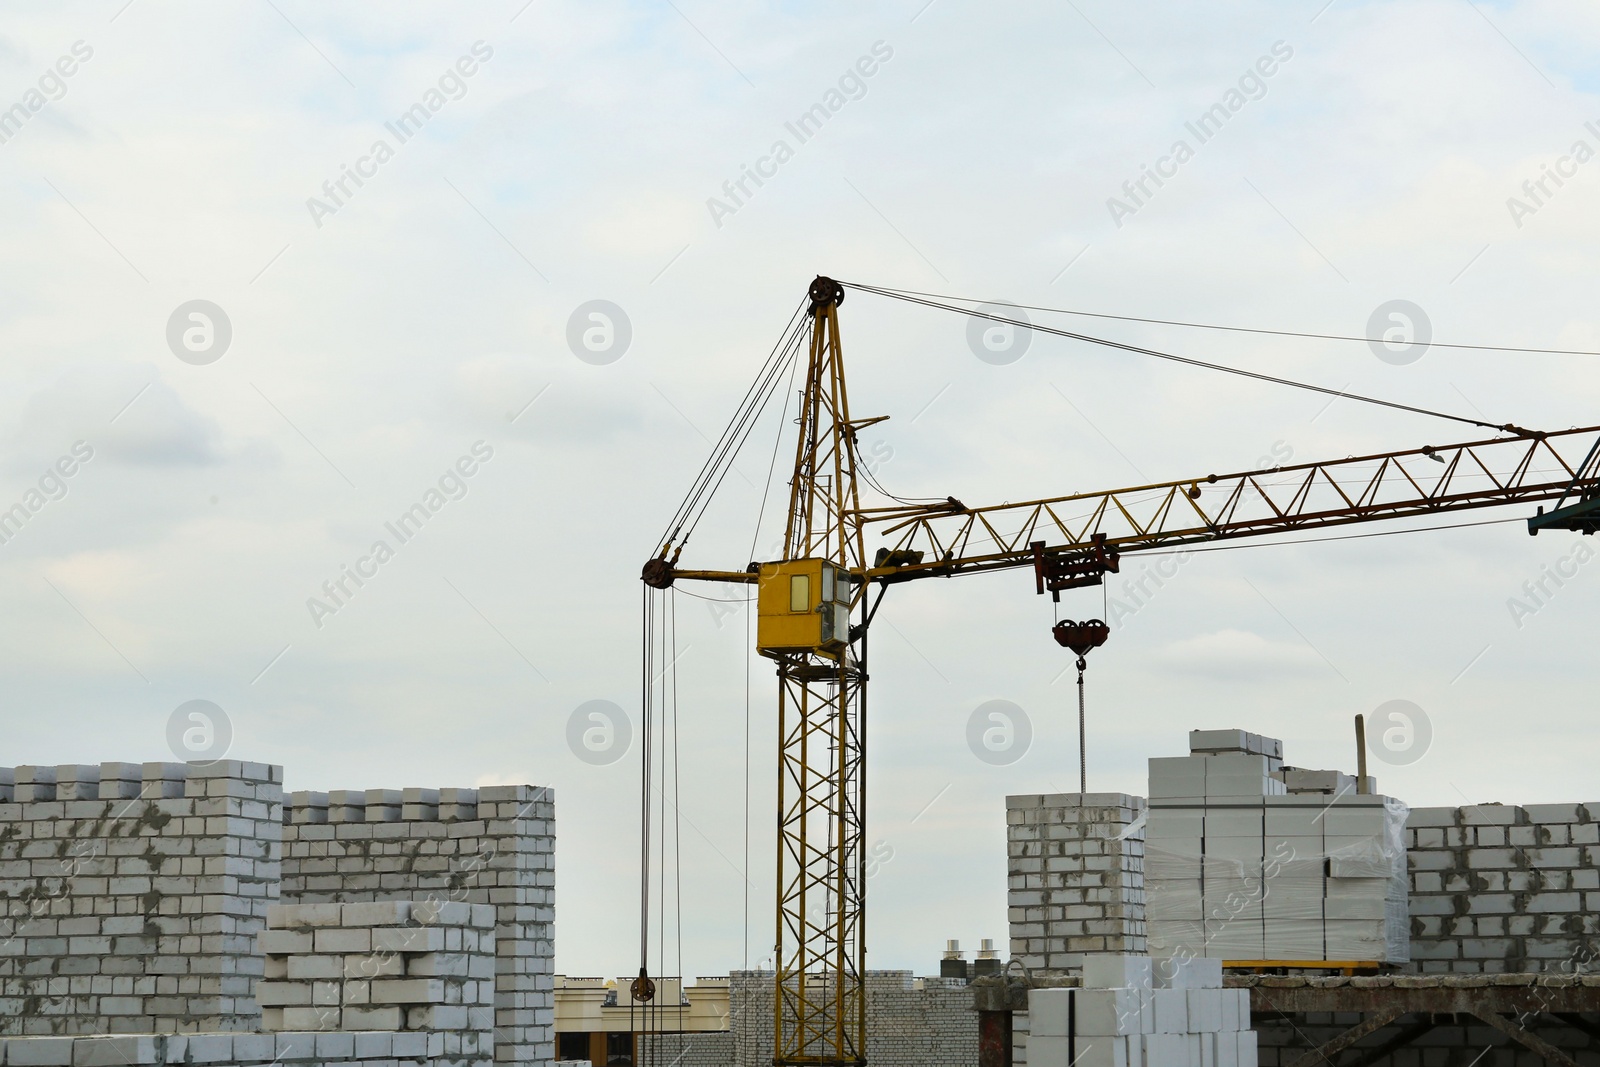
[755,559,851,659]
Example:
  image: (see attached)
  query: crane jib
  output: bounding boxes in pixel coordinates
[650,423,1600,589]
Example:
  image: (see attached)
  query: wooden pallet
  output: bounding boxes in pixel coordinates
[1222,959,1385,976]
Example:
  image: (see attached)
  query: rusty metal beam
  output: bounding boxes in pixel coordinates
[1282,1008,1403,1067]
[977,1011,1012,1067]
[1554,1013,1600,1043]
[1472,1011,1582,1067]
[1344,1017,1440,1067]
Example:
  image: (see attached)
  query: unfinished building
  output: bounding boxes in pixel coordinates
[5,729,1600,1067]
[0,761,555,1067]
[1008,729,1600,1064]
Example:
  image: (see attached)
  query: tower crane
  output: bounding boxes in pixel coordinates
[638,275,1600,1067]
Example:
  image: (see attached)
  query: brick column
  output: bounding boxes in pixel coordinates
[478,785,556,1067]
[1006,792,1146,974]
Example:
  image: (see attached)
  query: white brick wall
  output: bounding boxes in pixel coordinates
[1,765,556,1067]
[0,760,282,1035]
[1405,802,1600,973]
[258,900,495,1040]
[279,784,556,1067]
[0,1030,479,1067]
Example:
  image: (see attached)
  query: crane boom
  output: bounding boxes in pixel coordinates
[653,424,1600,589]
[860,425,1600,582]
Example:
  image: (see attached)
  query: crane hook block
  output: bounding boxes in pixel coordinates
[1031,535,1120,601]
[808,276,844,312]
[1052,618,1109,658]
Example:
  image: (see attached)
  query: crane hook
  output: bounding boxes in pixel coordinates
[1052,619,1108,795]
[1051,618,1108,658]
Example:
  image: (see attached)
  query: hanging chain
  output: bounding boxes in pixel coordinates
[1076,656,1088,794]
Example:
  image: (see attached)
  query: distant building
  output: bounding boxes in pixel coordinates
[553,976,730,1065]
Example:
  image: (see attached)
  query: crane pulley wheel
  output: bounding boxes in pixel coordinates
[641,558,675,589]
[631,968,656,1003]
[808,275,845,313]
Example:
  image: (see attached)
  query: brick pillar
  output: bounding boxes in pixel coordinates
[184,760,284,1028]
[477,784,556,1067]
[1006,792,1146,974]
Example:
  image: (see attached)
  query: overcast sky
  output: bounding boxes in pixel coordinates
[4,0,1600,981]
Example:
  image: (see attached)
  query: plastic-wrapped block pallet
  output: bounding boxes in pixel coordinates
[1027,954,1255,1067]
[1143,730,1410,964]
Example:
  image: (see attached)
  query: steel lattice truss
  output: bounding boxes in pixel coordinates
[773,291,868,1067]
[775,667,866,1066]
[858,426,1600,581]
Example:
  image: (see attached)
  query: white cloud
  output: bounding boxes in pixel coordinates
[1156,627,1325,677]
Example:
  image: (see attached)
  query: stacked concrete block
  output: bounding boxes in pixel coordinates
[0,760,283,1035]
[714,970,974,1066]
[1322,795,1409,962]
[1147,735,1280,961]
[1404,802,1600,973]
[257,900,495,1042]
[1259,798,1330,961]
[279,784,554,1067]
[1145,732,1409,963]
[1027,955,1255,1067]
[1007,794,1146,973]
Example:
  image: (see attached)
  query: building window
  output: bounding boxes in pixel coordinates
[558,1033,590,1061]
[606,1032,636,1066]
[790,573,809,612]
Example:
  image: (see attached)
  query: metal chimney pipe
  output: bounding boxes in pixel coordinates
[1355,714,1369,794]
